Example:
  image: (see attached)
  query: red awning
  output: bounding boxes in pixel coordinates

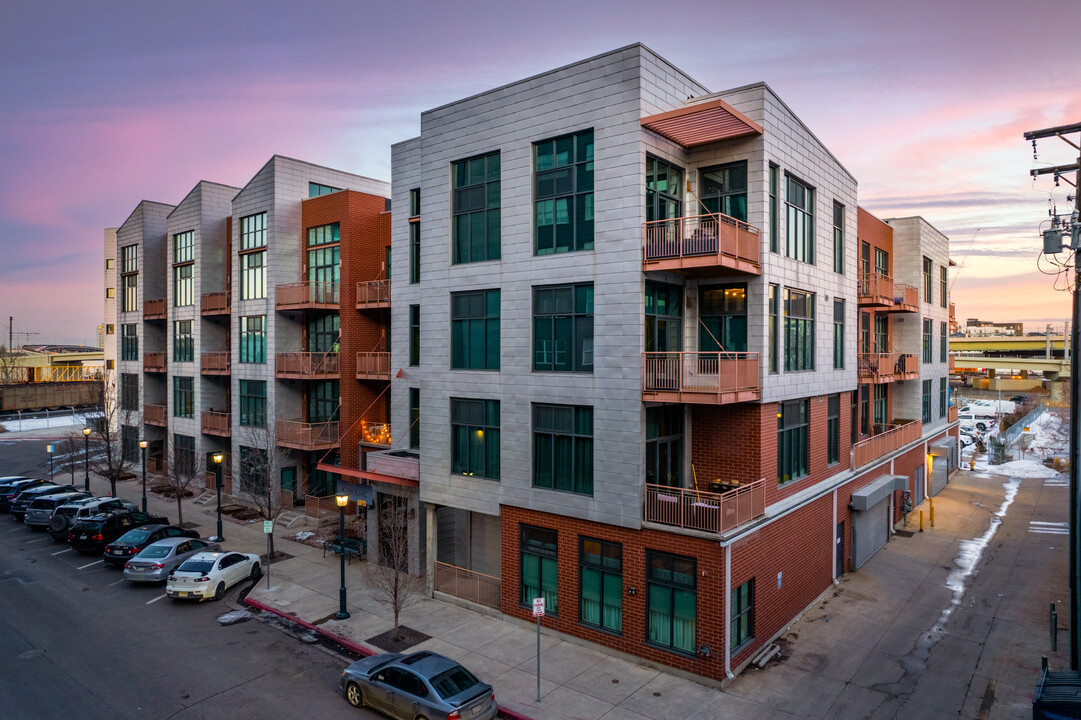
[317,462,419,488]
[641,98,763,148]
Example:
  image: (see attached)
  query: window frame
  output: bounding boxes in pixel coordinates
[922,318,933,363]
[172,376,194,419]
[784,174,814,264]
[172,320,193,363]
[833,299,845,370]
[939,266,948,308]
[645,155,683,222]
[533,283,594,373]
[240,212,267,251]
[534,129,594,256]
[699,160,747,222]
[579,536,622,634]
[783,288,815,372]
[768,163,779,253]
[451,290,500,370]
[777,398,810,484]
[520,525,558,616]
[532,403,593,496]
[923,256,933,305]
[452,151,501,264]
[121,324,138,362]
[768,284,778,373]
[408,387,420,449]
[940,321,948,363]
[645,550,696,655]
[239,379,267,427]
[731,579,754,651]
[409,305,420,367]
[939,377,948,418]
[922,379,932,424]
[827,394,840,464]
[240,250,266,300]
[832,201,845,274]
[450,398,500,480]
[239,315,266,364]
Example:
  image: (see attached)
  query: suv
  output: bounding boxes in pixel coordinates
[0,479,49,512]
[23,492,91,529]
[10,485,78,521]
[68,510,167,554]
[104,524,200,567]
[48,497,137,542]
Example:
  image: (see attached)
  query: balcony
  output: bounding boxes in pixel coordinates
[276,419,339,451]
[144,403,166,426]
[643,352,759,405]
[949,405,958,423]
[201,410,231,437]
[200,352,231,375]
[356,352,391,380]
[644,479,765,534]
[643,213,760,276]
[275,352,339,379]
[857,352,919,383]
[275,281,339,311]
[356,280,390,310]
[852,419,922,468]
[200,291,230,316]
[143,352,166,373]
[359,420,392,447]
[143,298,166,320]
[857,273,918,313]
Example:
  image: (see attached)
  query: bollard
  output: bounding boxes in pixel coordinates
[919,510,924,532]
[929,497,935,528]
[1051,603,1059,651]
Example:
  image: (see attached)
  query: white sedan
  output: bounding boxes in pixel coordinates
[166,551,261,601]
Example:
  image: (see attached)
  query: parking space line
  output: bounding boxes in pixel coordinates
[109,578,126,586]
[77,560,103,570]
[51,548,72,556]
[9,527,23,533]
[146,594,167,605]
[24,537,45,544]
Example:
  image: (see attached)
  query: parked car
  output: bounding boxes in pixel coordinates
[0,479,49,512]
[47,497,137,542]
[958,413,990,432]
[123,537,220,582]
[10,484,78,521]
[23,492,91,529]
[339,651,498,720]
[104,524,200,567]
[1009,395,1028,405]
[166,551,261,601]
[68,510,168,554]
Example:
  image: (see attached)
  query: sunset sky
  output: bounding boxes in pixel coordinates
[1,0,1077,345]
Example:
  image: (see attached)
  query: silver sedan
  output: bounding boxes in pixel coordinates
[123,537,220,583]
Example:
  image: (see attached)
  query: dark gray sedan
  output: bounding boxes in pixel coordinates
[123,537,219,583]
[339,651,497,719]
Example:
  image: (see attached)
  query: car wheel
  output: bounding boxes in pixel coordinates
[213,581,226,601]
[976,422,987,431]
[249,563,261,581]
[345,681,364,708]
[48,515,70,538]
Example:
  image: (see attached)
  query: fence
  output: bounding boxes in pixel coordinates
[303,494,358,519]
[1002,404,1045,446]
[851,419,922,468]
[644,479,765,534]
[434,562,502,609]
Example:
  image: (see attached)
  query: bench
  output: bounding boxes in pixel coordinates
[323,537,366,563]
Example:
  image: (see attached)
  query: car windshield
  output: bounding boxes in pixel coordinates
[117,529,151,544]
[431,666,480,700]
[177,559,214,573]
[139,545,173,559]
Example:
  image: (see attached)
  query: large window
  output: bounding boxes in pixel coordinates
[173,320,193,362]
[239,379,266,427]
[646,406,682,487]
[860,385,870,435]
[120,373,138,411]
[535,129,593,255]
[308,380,339,423]
[832,201,845,274]
[874,247,888,277]
[173,376,194,419]
[450,398,499,479]
[731,579,754,650]
[121,244,138,274]
[768,163,779,253]
[173,264,193,307]
[520,525,558,615]
[827,394,840,464]
[309,182,339,197]
[240,316,266,363]
[645,156,683,222]
[873,384,887,428]
[532,404,593,495]
[307,243,340,294]
[645,282,682,353]
[239,446,269,495]
[777,398,809,483]
[307,221,340,248]
[122,274,138,313]
[940,266,948,308]
[784,175,814,263]
[922,319,933,363]
[409,305,420,367]
[452,151,500,263]
[922,379,932,424]
[768,285,778,373]
[409,221,420,284]
[408,388,420,448]
[174,230,194,262]
[580,537,622,633]
[646,551,696,654]
[121,324,138,361]
[923,256,933,304]
[784,288,815,372]
[699,285,747,352]
[240,212,267,250]
[940,321,948,363]
[833,299,845,369]
[307,314,339,353]
[940,377,948,418]
[174,434,195,477]
[240,251,266,300]
[451,290,500,370]
[533,283,593,373]
[409,188,420,218]
[700,161,747,221]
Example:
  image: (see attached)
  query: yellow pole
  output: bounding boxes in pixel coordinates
[919,510,924,532]
[929,497,935,528]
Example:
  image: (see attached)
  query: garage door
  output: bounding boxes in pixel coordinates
[851,498,890,570]
[930,456,948,496]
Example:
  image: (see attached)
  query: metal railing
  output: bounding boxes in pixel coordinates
[303,494,357,519]
[201,410,231,436]
[857,273,918,309]
[643,212,760,269]
[948,405,959,423]
[434,562,501,609]
[851,419,922,468]
[1003,404,1045,446]
[356,352,391,378]
[643,352,759,400]
[276,420,340,450]
[143,298,166,319]
[276,281,340,308]
[144,403,166,426]
[857,352,919,382]
[644,479,765,534]
[200,291,229,315]
[275,352,339,377]
[356,280,391,307]
[200,352,230,374]
[143,352,166,373]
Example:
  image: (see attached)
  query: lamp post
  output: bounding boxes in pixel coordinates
[82,427,91,492]
[46,444,54,480]
[336,494,350,620]
[213,452,224,542]
[139,440,148,512]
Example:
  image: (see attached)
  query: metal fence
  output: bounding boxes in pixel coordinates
[1002,404,1045,446]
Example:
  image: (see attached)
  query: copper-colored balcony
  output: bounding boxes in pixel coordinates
[275,352,339,379]
[643,352,759,404]
[143,298,166,320]
[949,302,956,322]
[852,419,922,468]
[201,410,231,437]
[857,352,919,383]
[200,352,231,375]
[356,352,391,380]
[275,419,340,450]
[200,291,230,316]
[858,273,918,313]
[358,419,392,447]
[275,281,339,310]
[948,405,959,423]
[643,213,760,276]
[644,479,765,534]
[143,352,166,373]
[144,403,166,426]
[356,280,390,310]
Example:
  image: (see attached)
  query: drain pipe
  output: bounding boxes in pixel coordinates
[832,488,839,582]
[724,542,734,679]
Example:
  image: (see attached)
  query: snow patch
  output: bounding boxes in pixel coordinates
[217,609,253,625]
[293,531,315,541]
[985,460,1060,479]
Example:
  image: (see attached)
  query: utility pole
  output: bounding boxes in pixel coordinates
[1026,120,1081,669]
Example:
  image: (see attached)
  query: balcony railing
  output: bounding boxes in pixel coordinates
[204,469,231,494]
[144,403,166,426]
[200,352,231,375]
[303,494,358,519]
[143,298,166,320]
[359,420,392,446]
[356,352,391,380]
[858,273,918,312]
[643,213,760,275]
[434,562,501,609]
[852,419,922,468]
[356,280,391,309]
[644,479,765,534]
[276,419,340,450]
[643,352,759,404]
[275,281,339,310]
[857,352,919,383]
[275,352,339,379]
[201,410,231,436]
[949,405,959,423]
[200,291,230,316]
[143,352,166,373]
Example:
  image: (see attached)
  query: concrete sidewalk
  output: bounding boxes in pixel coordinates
[82,463,1065,720]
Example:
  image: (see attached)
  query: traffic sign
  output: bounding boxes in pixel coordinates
[263,521,273,534]
[532,597,545,617]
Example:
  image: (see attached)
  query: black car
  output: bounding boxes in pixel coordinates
[0,479,49,512]
[10,484,78,521]
[1009,395,1027,405]
[104,524,200,567]
[68,510,168,554]
[47,497,135,542]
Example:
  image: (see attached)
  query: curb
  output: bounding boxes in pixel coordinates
[243,596,535,720]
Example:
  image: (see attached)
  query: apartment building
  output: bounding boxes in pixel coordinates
[382,44,958,684]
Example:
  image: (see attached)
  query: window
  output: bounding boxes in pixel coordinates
[784,289,814,372]
[922,319,933,363]
[121,324,138,361]
[874,315,889,354]
[409,305,420,367]
[452,151,500,263]
[646,406,682,487]
[409,388,420,448]
[174,230,194,263]
[940,266,948,308]
[174,434,195,477]
[239,379,267,427]
[860,384,870,436]
[105,258,115,270]
[699,285,747,352]
[532,404,593,495]
[409,221,420,283]
[173,320,193,362]
[533,283,593,373]
[535,129,593,255]
[308,380,339,423]
[922,379,932,424]
[450,398,499,479]
[307,244,339,300]
[731,579,754,650]
[121,244,138,274]
[121,425,138,462]
[768,285,778,373]
[239,446,269,495]
[173,264,193,307]
[940,377,948,418]
[833,299,845,370]
[874,248,888,276]
[873,384,887,428]
[646,551,696,654]
[408,188,420,218]
[940,321,948,363]
[832,202,845,274]
[105,359,115,370]
[768,163,779,253]
[580,537,622,633]
[122,274,138,313]
[451,290,500,370]
[785,175,814,263]
[645,282,682,352]
[850,390,858,444]
[240,212,267,250]
[173,376,194,418]
[306,314,339,353]
[120,373,138,411]
[645,156,683,222]
[105,288,115,299]
[240,316,266,363]
[105,324,115,335]
[385,246,392,280]
[240,251,266,300]
[307,222,339,247]
[308,182,339,197]
[520,525,558,615]
[923,256,933,304]
[700,161,747,221]
[827,394,840,464]
[777,399,809,483]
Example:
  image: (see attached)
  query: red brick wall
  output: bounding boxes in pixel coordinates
[857,207,893,272]
[689,404,764,484]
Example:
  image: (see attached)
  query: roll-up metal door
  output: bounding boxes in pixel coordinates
[930,456,948,496]
[913,465,925,507]
[851,498,890,570]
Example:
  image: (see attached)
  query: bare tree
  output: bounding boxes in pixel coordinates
[235,425,285,558]
[362,495,424,642]
[58,429,83,484]
[86,381,135,497]
[0,345,25,385]
[165,434,200,528]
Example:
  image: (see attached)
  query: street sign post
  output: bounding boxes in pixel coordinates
[532,597,544,701]
[263,520,273,589]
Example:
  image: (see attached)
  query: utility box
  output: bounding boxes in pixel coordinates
[1033,668,1081,718]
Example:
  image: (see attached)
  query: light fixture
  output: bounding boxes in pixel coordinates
[139,440,147,449]
[83,427,91,437]
[213,453,224,464]
[336,494,349,508]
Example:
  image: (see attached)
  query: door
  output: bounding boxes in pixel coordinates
[851,499,889,570]
[281,466,299,506]
[913,465,925,506]
[835,522,845,578]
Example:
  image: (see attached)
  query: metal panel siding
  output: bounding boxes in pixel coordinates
[851,498,888,569]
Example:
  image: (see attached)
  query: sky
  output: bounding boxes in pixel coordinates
[0,0,1078,345]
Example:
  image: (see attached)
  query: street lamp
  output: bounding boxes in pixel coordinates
[82,427,91,492]
[336,494,350,620]
[46,444,54,480]
[139,440,148,512]
[212,452,224,542]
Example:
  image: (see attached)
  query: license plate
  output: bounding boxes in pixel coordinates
[179,591,188,598]
[472,705,483,716]
[79,534,87,540]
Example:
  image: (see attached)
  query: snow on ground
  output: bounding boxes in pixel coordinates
[981,459,1061,478]
[0,412,93,433]
[964,406,1067,477]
